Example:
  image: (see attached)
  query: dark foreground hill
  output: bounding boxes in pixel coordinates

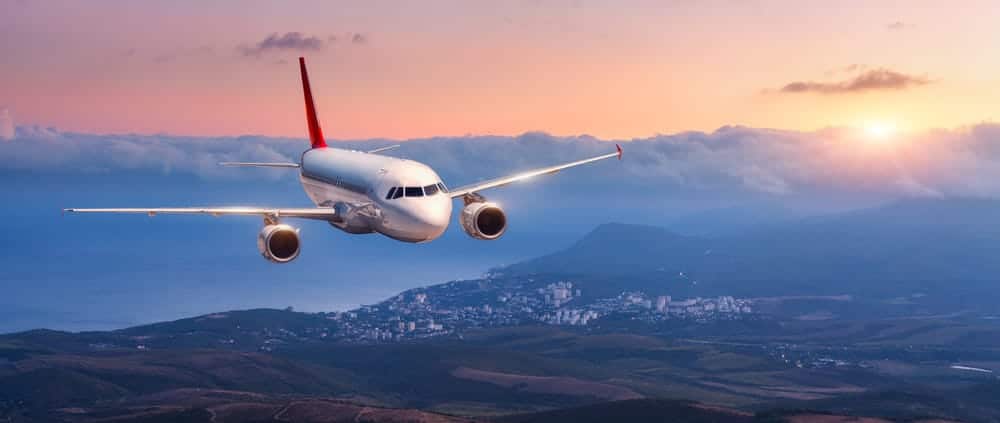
[41,389,475,423]
[496,399,755,423]
[3,312,1000,422]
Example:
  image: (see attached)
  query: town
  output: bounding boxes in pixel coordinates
[317,275,755,343]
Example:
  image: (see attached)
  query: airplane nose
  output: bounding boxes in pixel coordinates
[416,198,451,240]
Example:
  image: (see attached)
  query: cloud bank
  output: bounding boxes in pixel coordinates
[240,32,325,58]
[0,108,13,141]
[780,69,932,94]
[238,32,368,58]
[4,124,1000,201]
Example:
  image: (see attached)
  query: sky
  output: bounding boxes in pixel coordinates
[2,0,998,139]
[3,1,1000,332]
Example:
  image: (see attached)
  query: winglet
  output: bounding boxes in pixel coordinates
[299,57,327,149]
[616,144,623,160]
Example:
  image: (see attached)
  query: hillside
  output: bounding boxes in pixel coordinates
[3,312,1000,421]
[31,389,476,423]
[496,399,754,423]
[508,198,1000,303]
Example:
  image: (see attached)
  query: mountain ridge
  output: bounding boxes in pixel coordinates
[505,197,1000,302]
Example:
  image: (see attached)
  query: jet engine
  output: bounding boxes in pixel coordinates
[460,202,507,240]
[257,224,301,263]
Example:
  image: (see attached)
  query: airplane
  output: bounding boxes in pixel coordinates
[64,57,623,263]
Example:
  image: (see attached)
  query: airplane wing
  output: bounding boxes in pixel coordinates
[63,207,338,221]
[448,144,622,198]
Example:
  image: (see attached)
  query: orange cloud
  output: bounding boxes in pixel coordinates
[779,69,933,95]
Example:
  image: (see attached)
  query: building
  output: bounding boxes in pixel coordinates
[655,296,671,312]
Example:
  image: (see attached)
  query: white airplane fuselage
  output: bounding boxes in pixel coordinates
[299,147,452,243]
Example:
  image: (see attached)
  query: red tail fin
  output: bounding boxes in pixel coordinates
[299,57,327,149]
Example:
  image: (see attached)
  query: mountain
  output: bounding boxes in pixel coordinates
[508,198,1000,303]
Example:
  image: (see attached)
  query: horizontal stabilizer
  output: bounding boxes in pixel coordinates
[219,162,300,168]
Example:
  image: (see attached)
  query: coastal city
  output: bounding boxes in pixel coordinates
[317,275,755,343]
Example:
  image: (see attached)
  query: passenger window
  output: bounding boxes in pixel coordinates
[404,187,423,197]
[385,187,396,200]
[437,182,448,193]
[423,184,439,196]
[392,187,404,199]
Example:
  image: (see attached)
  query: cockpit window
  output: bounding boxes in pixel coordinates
[385,184,447,200]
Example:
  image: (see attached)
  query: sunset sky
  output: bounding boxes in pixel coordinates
[2,0,998,139]
[4,0,1000,332]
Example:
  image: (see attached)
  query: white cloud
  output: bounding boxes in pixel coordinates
[0,108,13,141]
[3,124,1000,200]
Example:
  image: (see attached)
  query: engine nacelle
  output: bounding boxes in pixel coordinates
[460,202,507,240]
[257,224,301,263]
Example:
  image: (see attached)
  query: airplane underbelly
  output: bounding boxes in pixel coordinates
[375,205,449,243]
[377,215,428,243]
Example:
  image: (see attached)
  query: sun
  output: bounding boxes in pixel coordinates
[863,121,897,142]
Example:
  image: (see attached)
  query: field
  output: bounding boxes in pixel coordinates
[3,310,1000,422]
